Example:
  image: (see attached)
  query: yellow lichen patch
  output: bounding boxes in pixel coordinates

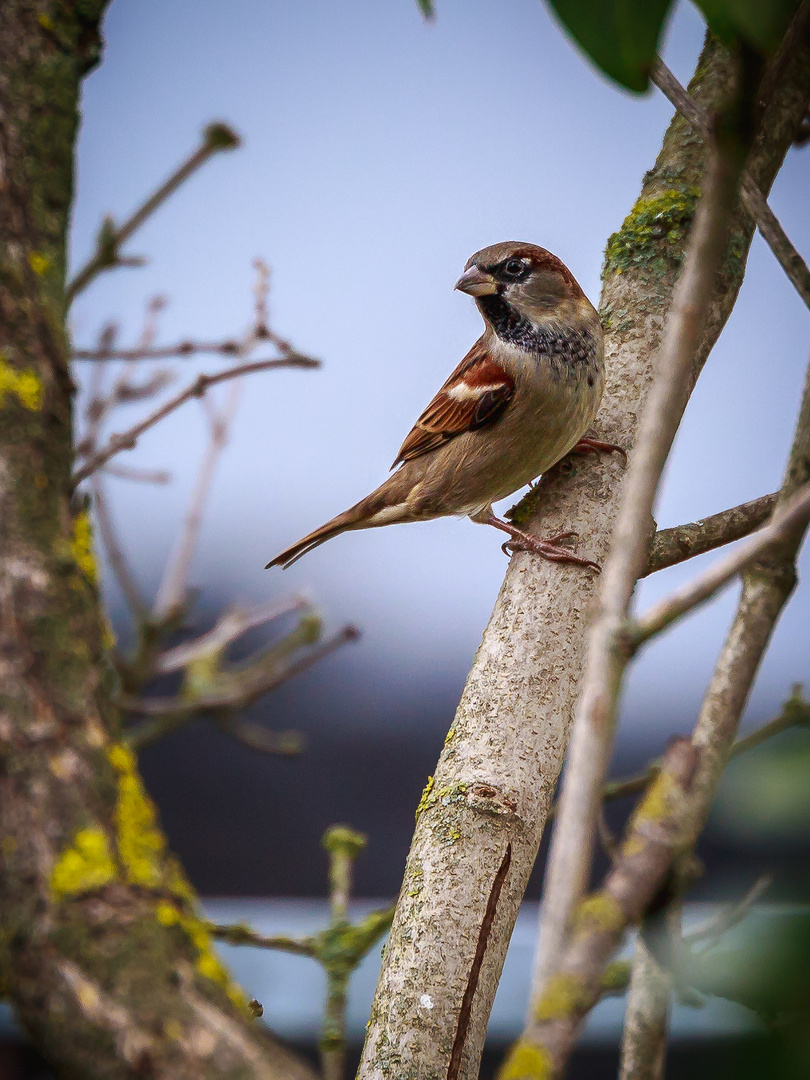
[163,1018,183,1041]
[51,828,117,897]
[155,891,247,1009]
[187,913,246,1009]
[0,358,43,411]
[415,775,435,819]
[70,511,98,584]
[101,616,117,652]
[107,743,165,888]
[621,835,645,859]
[534,972,589,1022]
[444,726,456,746]
[156,900,180,927]
[27,251,52,277]
[37,13,54,30]
[630,771,678,831]
[155,899,247,1010]
[497,1039,553,1080]
[602,187,700,280]
[164,855,196,903]
[574,892,624,935]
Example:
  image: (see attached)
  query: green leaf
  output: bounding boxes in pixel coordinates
[415,0,435,20]
[694,0,800,53]
[546,0,674,93]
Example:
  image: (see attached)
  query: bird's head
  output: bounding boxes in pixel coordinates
[455,242,586,325]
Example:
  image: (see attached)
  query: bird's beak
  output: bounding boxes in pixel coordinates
[454,265,497,296]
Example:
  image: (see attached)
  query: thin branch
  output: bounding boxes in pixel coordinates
[501,741,698,1080]
[123,625,359,749]
[630,483,810,646]
[320,827,367,1080]
[686,874,772,950]
[593,687,810,810]
[643,492,778,576]
[90,478,147,618]
[526,332,810,1076]
[101,463,171,485]
[207,922,316,958]
[757,0,810,118]
[215,715,304,756]
[72,326,299,363]
[531,135,746,999]
[153,597,309,674]
[651,57,810,311]
[73,340,244,361]
[618,938,671,1080]
[66,122,241,303]
[71,354,319,487]
[151,383,240,619]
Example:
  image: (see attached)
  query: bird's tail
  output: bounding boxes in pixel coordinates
[266,467,418,569]
[265,510,361,569]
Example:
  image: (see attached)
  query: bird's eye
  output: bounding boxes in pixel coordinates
[503,258,525,278]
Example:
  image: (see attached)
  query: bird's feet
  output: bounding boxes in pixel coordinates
[485,514,600,572]
[571,435,627,464]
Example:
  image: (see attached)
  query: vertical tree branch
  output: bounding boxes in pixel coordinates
[151,387,239,618]
[499,741,698,1080]
[357,31,810,1080]
[681,342,810,850]
[618,939,672,1080]
[0,7,316,1077]
[321,827,367,1080]
[532,127,748,1003]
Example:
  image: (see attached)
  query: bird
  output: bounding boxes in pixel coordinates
[267,241,620,572]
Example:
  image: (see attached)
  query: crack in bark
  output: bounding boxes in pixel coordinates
[447,843,512,1080]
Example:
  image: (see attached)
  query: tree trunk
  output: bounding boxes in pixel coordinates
[358,30,810,1080]
[0,5,316,1078]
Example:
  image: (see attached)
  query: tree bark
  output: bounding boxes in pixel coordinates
[0,5,315,1078]
[358,31,810,1080]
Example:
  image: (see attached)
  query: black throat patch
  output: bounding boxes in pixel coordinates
[479,294,596,368]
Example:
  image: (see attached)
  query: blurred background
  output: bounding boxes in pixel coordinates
[10,0,810,1076]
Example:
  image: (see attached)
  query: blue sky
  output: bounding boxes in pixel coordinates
[71,0,810,746]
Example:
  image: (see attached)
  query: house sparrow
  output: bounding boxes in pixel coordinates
[267,241,619,571]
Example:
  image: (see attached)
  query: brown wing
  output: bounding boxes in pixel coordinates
[392,339,515,467]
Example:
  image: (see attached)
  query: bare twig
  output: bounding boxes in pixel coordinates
[74,339,244,361]
[66,123,241,303]
[91,478,147,617]
[101,463,171,485]
[71,324,299,363]
[207,922,316,957]
[531,137,746,999]
[123,625,359,749]
[72,354,319,487]
[320,827,367,1080]
[631,484,810,646]
[592,686,809,809]
[215,716,304,756]
[643,492,778,576]
[154,597,309,674]
[151,385,240,619]
[618,939,671,1080]
[651,58,810,311]
[686,874,772,950]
